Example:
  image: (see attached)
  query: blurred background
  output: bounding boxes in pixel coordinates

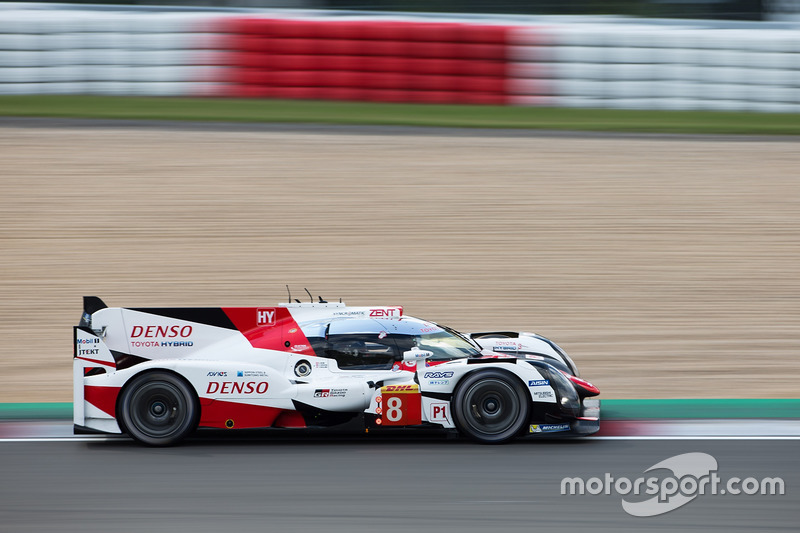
[0,0,798,403]
[4,0,798,21]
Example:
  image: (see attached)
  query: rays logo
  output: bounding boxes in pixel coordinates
[424,371,454,379]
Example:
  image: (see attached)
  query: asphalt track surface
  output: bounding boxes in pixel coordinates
[0,429,797,533]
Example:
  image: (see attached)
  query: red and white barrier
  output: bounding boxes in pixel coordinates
[219,18,515,105]
[0,8,798,113]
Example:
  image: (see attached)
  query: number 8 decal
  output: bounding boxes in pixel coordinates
[379,385,422,426]
[386,396,403,422]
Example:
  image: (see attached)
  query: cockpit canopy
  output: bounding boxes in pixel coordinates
[302,316,481,370]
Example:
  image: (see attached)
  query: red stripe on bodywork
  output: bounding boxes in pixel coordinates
[273,410,307,428]
[77,356,116,368]
[199,398,284,429]
[222,307,315,355]
[84,386,122,417]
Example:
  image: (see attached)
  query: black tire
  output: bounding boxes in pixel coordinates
[118,372,198,446]
[452,369,530,444]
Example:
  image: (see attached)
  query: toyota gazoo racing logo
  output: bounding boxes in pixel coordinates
[423,371,454,379]
[561,452,785,517]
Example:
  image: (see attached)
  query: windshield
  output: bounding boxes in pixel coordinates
[415,330,481,360]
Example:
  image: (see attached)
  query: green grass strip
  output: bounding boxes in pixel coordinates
[0,403,72,420]
[1,399,797,420]
[603,399,800,420]
[1,95,800,135]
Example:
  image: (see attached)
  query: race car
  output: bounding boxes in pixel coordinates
[74,296,600,446]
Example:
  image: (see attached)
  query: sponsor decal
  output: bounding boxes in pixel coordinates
[332,310,368,317]
[256,308,276,326]
[381,387,422,426]
[495,340,520,348]
[314,388,347,398]
[428,380,450,386]
[290,344,310,352]
[561,453,785,517]
[493,345,516,352]
[76,338,100,345]
[369,308,402,318]
[528,379,550,387]
[381,385,419,393]
[424,371,454,379]
[206,381,268,394]
[533,391,555,399]
[236,370,268,377]
[288,328,297,333]
[314,361,328,369]
[131,325,192,338]
[530,423,570,433]
[130,340,195,348]
[207,371,228,377]
[391,363,401,372]
[429,402,449,422]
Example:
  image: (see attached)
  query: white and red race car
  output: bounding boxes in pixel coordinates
[74,296,600,446]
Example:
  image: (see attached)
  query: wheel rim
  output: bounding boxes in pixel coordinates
[129,381,189,439]
[461,378,521,436]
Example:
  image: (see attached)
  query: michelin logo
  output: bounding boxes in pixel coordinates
[530,423,570,433]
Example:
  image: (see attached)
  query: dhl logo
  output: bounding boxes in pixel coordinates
[381,384,419,393]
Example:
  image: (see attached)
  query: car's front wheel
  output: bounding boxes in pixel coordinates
[118,372,198,446]
[452,369,530,444]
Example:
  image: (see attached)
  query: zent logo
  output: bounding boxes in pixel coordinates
[257,308,276,326]
[369,308,402,318]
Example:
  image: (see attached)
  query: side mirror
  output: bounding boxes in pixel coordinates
[403,348,434,362]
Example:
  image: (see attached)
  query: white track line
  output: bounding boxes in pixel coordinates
[591,436,800,441]
[0,437,125,442]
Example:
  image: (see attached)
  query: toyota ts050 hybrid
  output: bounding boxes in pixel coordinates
[74,296,600,446]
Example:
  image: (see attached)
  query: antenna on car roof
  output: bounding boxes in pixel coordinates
[304,288,313,303]
[287,285,301,303]
[318,295,328,303]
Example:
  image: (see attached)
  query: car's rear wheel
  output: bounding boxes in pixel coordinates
[452,369,529,444]
[119,372,198,446]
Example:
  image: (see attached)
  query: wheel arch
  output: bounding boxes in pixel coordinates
[454,366,532,407]
[450,365,533,443]
[115,367,202,435]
